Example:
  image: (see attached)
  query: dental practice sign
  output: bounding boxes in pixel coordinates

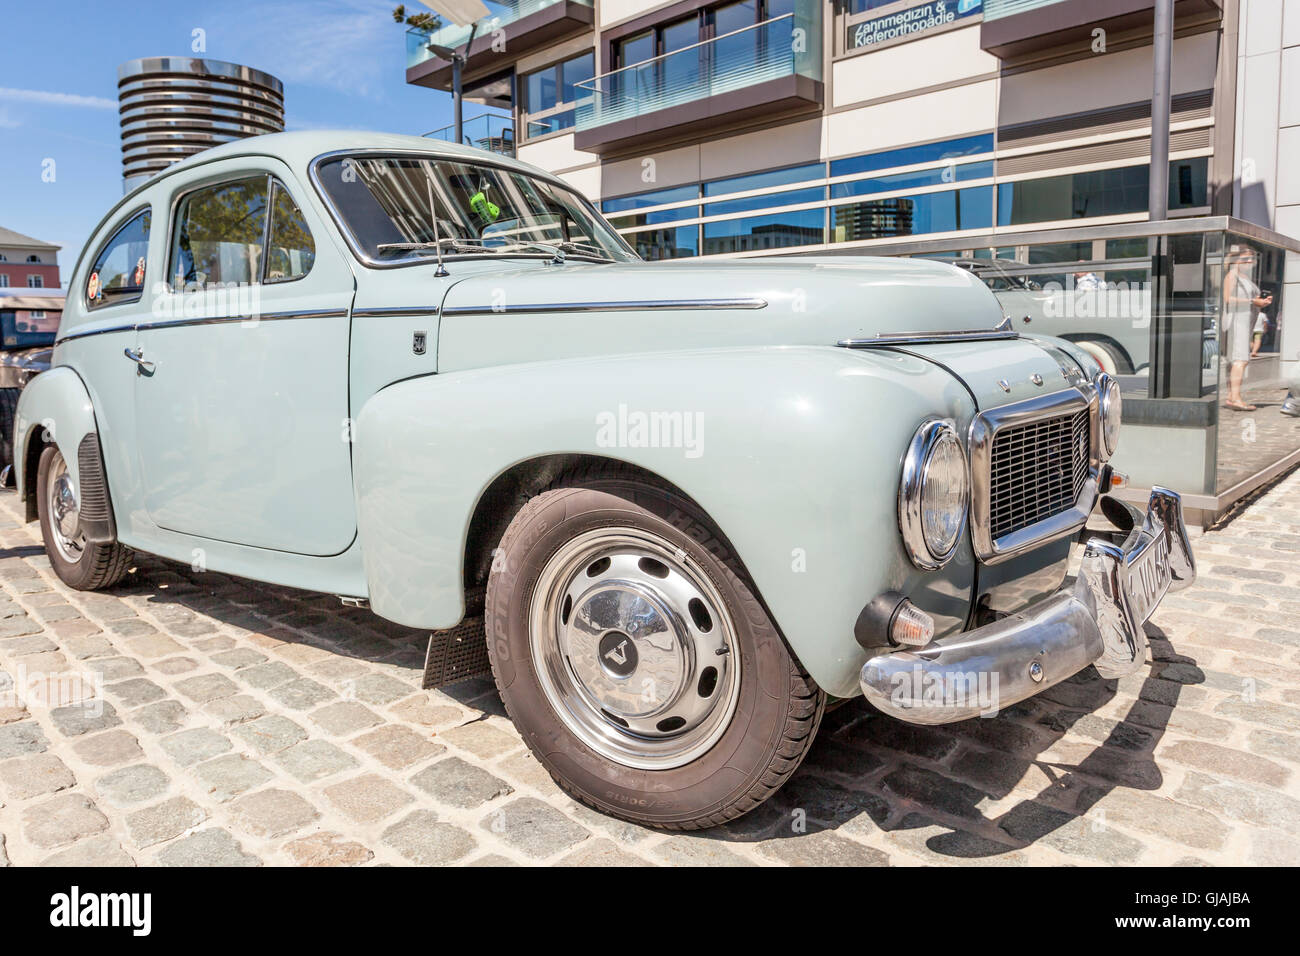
[850,0,982,50]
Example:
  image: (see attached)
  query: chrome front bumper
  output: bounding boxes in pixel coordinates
[859,487,1196,725]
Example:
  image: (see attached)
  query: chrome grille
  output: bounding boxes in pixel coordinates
[988,408,1090,540]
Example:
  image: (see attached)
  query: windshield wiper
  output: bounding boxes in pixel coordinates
[377,238,614,263]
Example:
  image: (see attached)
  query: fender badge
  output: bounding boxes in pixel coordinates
[1030,373,1044,386]
[413,331,427,355]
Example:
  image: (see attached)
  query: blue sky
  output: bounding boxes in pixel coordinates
[0,0,460,280]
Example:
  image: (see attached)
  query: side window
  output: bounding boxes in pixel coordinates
[86,208,151,309]
[170,175,314,290]
[265,180,315,282]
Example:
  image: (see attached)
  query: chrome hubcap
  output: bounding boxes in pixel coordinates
[48,455,85,564]
[529,528,740,770]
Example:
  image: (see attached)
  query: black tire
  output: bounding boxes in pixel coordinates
[0,388,18,472]
[485,471,825,830]
[36,445,131,590]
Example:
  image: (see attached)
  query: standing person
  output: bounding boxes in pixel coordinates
[1222,246,1272,411]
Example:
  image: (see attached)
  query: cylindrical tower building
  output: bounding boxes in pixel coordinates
[116,57,284,192]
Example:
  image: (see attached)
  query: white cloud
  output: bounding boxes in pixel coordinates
[212,0,393,99]
[0,87,116,110]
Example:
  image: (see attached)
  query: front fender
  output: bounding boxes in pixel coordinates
[354,345,976,698]
[14,366,99,522]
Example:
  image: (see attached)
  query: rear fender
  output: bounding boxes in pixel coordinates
[15,367,100,526]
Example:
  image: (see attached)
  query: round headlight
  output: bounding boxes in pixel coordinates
[1098,374,1122,456]
[899,420,969,569]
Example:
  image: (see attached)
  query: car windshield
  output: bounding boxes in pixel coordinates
[1,310,58,348]
[315,154,638,264]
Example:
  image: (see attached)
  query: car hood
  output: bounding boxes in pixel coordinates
[435,256,1005,372]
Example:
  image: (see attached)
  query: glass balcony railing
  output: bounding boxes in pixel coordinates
[424,114,515,157]
[575,10,822,132]
[406,0,593,69]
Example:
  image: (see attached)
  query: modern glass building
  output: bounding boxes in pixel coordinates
[407,0,1300,523]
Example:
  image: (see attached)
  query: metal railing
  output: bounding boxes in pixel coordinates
[424,114,515,157]
[575,11,821,131]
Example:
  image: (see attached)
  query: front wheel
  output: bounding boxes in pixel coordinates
[486,473,824,830]
[36,445,132,590]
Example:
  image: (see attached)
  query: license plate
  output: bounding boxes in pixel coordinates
[1127,530,1172,623]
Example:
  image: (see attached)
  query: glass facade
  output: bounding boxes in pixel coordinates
[522,51,595,139]
[997,158,1209,226]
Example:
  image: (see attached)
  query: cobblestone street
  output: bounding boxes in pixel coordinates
[1,472,1298,867]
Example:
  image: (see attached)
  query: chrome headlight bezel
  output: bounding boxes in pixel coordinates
[899,419,970,570]
[1097,373,1121,457]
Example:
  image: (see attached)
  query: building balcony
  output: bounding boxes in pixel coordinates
[425,113,515,157]
[981,0,1222,59]
[573,11,823,157]
[406,0,594,91]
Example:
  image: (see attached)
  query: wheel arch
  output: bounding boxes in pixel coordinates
[14,367,106,527]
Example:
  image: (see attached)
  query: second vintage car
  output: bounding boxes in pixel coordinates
[14,131,1194,830]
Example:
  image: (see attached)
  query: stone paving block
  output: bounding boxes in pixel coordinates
[274,739,358,783]
[755,830,890,867]
[125,634,187,659]
[348,673,413,706]
[233,715,308,755]
[351,724,444,770]
[95,764,170,808]
[651,835,753,866]
[1160,739,1290,787]
[381,810,476,865]
[481,797,590,859]
[133,700,188,735]
[210,648,267,670]
[231,788,320,838]
[48,701,121,738]
[323,773,414,823]
[39,835,135,867]
[410,756,514,809]
[193,754,273,802]
[310,701,383,736]
[0,721,49,758]
[282,831,374,867]
[203,694,266,725]
[107,678,167,708]
[153,657,198,675]
[387,696,462,727]
[21,792,109,849]
[174,672,240,703]
[126,796,208,847]
[0,634,57,655]
[0,753,75,799]
[159,728,231,767]
[268,677,336,710]
[1176,770,1300,835]
[84,657,145,681]
[71,729,144,767]
[440,720,521,759]
[558,839,651,867]
[156,828,259,867]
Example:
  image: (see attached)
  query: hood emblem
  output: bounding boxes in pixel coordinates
[998,379,1011,393]
[1030,373,1044,386]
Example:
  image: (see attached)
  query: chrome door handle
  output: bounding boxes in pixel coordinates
[124,347,156,374]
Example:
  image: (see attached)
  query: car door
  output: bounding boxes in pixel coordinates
[134,157,356,555]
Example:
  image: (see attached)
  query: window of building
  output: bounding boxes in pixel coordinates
[830,134,995,179]
[831,160,993,199]
[522,51,594,139]
[603,184,701,229]
[26,254,41,263]
[997,158,1208,226]
[631,225,701,260]
[27,275,43,288]
[703,206,825,254]
[0,274,8,287]
[0,254,6,261]
[30,311,45,319]
[86,207,151,309]
[831,185,993,243]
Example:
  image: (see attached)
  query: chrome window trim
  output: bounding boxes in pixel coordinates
[440,297,766,317]
[306,148,639,270]
[898,418,969,571]
[968,385,1101,565]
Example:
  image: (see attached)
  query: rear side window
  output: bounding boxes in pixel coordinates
[169,175,315,291]
[86,208,151,310]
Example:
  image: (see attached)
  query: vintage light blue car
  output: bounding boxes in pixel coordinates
[12,131,1195,830]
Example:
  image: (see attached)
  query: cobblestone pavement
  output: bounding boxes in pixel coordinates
[1,472,1298,868]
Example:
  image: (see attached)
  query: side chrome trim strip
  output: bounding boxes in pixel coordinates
[352,306,440,318]
[57,309,347,344]
[441,297,768,317]
[841,330,1019,348]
